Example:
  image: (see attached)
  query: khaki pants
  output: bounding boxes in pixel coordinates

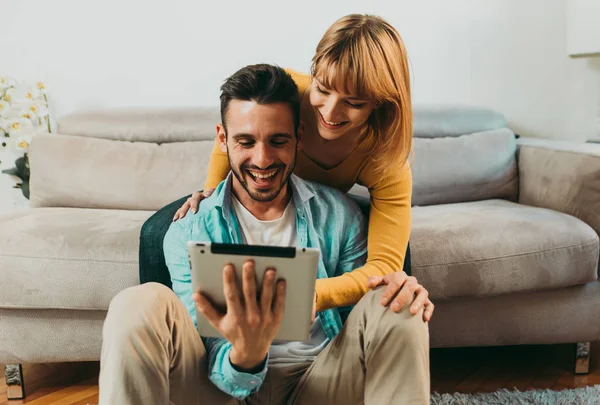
[99,283,430,405]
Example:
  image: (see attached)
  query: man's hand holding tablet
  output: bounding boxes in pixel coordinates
[192,260,285,372]
[187,242,320,342]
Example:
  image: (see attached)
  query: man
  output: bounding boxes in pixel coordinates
[99,64,430,404]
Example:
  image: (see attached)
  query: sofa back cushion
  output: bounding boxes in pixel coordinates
[413,105,508,138]
[411,128,518,206]
[39,107,517,210]
[29,134,214,211]
[57,108,220,143]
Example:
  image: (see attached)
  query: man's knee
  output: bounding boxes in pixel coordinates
[359,287,429,345]
[110,282,174,309]
[105,283,177,335]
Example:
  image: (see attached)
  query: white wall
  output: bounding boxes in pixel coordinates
[2,0,599,141]
[567,0,600,56]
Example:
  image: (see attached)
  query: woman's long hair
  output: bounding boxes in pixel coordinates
[311,14,412,173]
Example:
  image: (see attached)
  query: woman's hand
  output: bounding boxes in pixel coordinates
[172,189,215,221]
[367,272,434,322]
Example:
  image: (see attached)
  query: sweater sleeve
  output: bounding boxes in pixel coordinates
[204,139,231,190]
[315,160,413,311]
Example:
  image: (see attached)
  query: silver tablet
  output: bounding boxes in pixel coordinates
[187,241,320,341]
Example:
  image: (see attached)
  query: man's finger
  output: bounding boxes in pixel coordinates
[242,261,260,319]
[194,292,223,328]
[223,264,243,315]
[260,269,276,317]
[272,280,286,325]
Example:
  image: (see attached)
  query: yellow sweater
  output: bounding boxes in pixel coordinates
[205,70,412,311]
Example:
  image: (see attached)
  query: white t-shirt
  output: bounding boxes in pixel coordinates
[231,195,330,366]
[232,195,297,246]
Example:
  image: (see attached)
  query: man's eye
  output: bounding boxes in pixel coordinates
[239,142,254,147]
[271,140,288,147]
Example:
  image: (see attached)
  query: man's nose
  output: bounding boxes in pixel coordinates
[253,143,275,168]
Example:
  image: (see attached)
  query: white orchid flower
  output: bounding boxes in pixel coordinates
[0,78,51,146]
[15,102,47,121]
[2,87,16,103]
[27,102,48,118]
[9,86,41,103]
[25,86,42,100]
[0,116,11,133]
[0,100,11,118]
[0,76,16,90]
[15,132,33,152]
[6,117,34,137]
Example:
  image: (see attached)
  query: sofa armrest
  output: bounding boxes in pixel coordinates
[518,137,600,235]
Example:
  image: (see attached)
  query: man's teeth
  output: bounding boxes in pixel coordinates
[249,170,277,179]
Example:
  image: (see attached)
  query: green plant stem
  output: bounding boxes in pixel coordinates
[43,94,51,133]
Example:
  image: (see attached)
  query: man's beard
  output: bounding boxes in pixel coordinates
[227,149,297,203]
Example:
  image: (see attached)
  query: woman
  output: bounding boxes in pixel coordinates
[142,14,434,321]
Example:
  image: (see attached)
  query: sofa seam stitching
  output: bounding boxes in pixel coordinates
[519,144,600,159]
[413,239,599,269]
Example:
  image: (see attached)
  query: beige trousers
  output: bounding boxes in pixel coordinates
[99,283,430,405]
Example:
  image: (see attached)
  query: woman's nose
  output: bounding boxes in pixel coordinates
[322,98,342,120]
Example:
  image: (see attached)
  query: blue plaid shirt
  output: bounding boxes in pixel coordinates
[164,173,367,399]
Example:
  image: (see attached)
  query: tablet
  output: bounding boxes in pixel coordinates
[187,241,320,341]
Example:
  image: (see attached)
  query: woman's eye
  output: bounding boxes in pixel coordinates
[347,102,366,109]
[316,86,329,95]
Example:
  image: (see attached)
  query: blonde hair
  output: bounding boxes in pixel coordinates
[311,14,412,173]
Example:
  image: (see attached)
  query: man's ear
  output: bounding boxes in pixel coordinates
[217,124,227,153]
[296,121,304,151]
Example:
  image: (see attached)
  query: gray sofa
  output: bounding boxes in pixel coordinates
[1,107,599,398]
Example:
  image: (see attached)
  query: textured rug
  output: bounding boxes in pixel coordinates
[431,385,600,404]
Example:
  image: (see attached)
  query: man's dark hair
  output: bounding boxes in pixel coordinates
[220,64,300,134]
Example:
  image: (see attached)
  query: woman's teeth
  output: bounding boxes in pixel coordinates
[320,112,344,127]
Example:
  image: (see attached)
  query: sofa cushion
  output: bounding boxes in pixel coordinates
[57,105,507,143]
[411,200,599,301]
[0,208,151,311]
[411,129,518,206]
[29,134,213,211]
[57,107,220,143]
[413,105,508,138]
[348,129,519,205]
